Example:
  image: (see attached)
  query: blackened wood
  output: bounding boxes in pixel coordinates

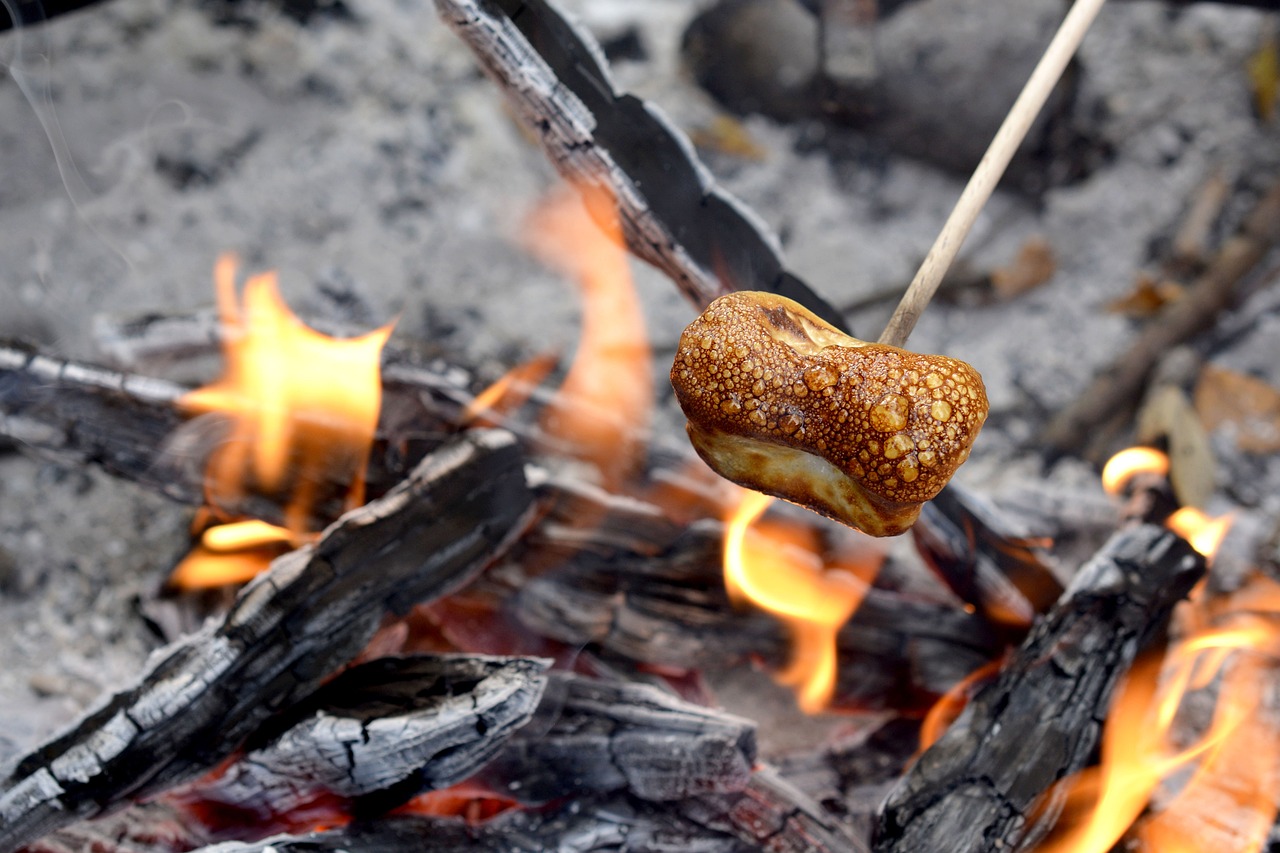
[0,430,533,853]
[180,798,758,853]
[913,481,1063,634]
[183,655,549,822]
[20,801,211,853]
[0,340,473,527]
[513,487,1002,711]
[432,0,845,328]
[480,671,755,803]
[872,524,1205,853]
[678,766,870,853]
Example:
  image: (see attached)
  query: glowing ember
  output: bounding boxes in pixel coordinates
[1101,446,1169,495]
[525,187,652,490]
[173,255,393,587]
[722,490,877,713]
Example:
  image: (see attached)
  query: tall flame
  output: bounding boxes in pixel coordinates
[525,186,653,491]
[722,490,878,713]
[1034,578,1280,853]
[172,255,393,588]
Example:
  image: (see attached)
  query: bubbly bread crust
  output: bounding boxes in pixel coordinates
[670,291,988,536]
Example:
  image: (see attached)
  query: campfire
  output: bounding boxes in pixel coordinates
[3,0,1280,852]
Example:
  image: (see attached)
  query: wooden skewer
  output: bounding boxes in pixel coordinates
[878,0,1110,349]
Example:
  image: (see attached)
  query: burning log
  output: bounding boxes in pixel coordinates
[431,0,845,327]
[513,475,1002,712]
[172,795,790,853]
[0,430,533,853]
[872,524,1206,853]
[177,655,550,824]
[0,340,473,528]
[479,671,756,803]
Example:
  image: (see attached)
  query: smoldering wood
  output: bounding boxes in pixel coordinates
[20,801,212,853]
[774,716,922,840]
[181,655,549,822]
[479,671,756,804]
[0,430,533,853]
[912,481,1063,635]
[0,339,474,529]
[677,765,870,853]
[1042,175,1280,458]
[512,478,1002,712]
[181,797,763,853]
[872,524,1206,853]
[432,0,845,328]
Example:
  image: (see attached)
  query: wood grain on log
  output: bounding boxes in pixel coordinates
[182,654,549,822]
[872,525,1205,852]
[481,671,756,803]
[432,0,845,327]
[0,430,533,853]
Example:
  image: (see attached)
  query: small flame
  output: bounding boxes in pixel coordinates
[1168,507,1234,563]
[461,352,558,427]
[917,658,1003,753]
[1101,446,1170,495]
[525,186,652,490]
[173,255,393,588]
[1035,594,1280,853]
[722,490,878,713]
[1102,447,1233,562]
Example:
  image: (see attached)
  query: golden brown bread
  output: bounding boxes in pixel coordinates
[670,291,988,536]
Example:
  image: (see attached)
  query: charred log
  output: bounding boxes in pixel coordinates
[0,430,533,853]
[872,524,1206,853]
[513,479,1002,712]
[178,798,762,853]
[677,766,870,853]
[0,340,473,528]
[479,671,756,803]
[179,654,549,823]
[432,0,844,327]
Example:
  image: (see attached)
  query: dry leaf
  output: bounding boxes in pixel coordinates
[688,115,768,161]
[1248,30,1279,122]
[990,235,1056,299]
[1194,364,1280,454]
[1137,384,1215,510]
[1107,273,1185,317]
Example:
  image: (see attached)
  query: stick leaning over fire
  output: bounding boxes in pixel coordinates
[0,430,533,853]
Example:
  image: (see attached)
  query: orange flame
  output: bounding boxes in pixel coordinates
[1101,446,1170,495]
[173,255,393,588]
[1102,447,1232,562]
[1035,591,1280,853]
[917,658,1003,753]
[461,351,559,428]
[722,490,878,713]
[525,187,652,490]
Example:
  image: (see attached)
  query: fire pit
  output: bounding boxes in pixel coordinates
[3,0,1280,851]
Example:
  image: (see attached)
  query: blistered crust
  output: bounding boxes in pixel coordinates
[670,291,988,535]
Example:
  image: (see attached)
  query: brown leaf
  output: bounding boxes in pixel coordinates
[990,235,1056,299]
[1107,273,1185,317]
[1194,364,1280,454]
[1137,385,1215,510]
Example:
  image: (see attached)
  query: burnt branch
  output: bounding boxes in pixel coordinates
[480,671,756,803]
[432,0,844,327]
[0,340,473,527]
[184,654,549,822]
[872,524,1206,853]
[512,477,1001,712]
[179,799,761,853]
[0,430,533,853]
[1042,176,1280,457]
